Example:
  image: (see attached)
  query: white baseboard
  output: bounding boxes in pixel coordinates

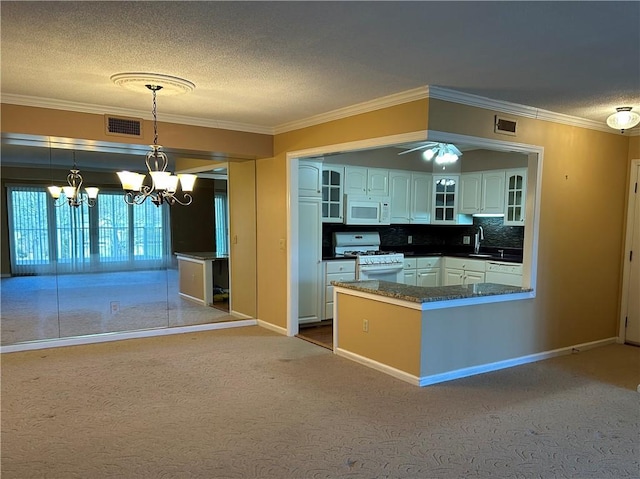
[335,348,421,386]
[336,337,619,387]
[230,310,254,320]
[256,320,288,336]
[0,319,258,354]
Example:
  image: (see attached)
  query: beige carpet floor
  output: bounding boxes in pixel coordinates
[1,326,639,478]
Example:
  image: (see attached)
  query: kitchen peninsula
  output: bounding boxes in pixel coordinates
[332,280,534,386]
[175,252,229,306]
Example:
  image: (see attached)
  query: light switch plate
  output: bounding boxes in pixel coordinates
[463,235,471,245]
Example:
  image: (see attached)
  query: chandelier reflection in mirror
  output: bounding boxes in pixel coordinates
[48,151,99,207]
[117,84,197,206]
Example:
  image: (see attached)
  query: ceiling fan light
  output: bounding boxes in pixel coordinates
[423,149,435,161]
[606,107,640,131]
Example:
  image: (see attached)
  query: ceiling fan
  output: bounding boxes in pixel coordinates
[397,142,462,165]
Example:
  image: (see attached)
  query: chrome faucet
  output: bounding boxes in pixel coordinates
[474,226,484,254]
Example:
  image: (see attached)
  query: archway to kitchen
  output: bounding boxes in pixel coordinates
[286,131,543,346]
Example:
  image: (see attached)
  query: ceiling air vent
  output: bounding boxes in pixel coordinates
[494,115,518,136]
[105,115,142,138]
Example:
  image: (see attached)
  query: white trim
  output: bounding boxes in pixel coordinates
[417,337,618,386]
[256,319,288,336]
[0,320,257,354]
[1,94,273,135]
[619,159,640,341]
[274,86,429,134]
[230,310,254,320]
[5,86,638,137]
[335,348,421,386]
[427,86,639,136]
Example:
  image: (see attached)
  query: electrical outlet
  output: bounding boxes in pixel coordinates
[408,235,412,244]
[363,319,369,332]
[110,301,120,314]
[463,235,471,245]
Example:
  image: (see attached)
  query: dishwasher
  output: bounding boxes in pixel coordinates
[485,261,523,286]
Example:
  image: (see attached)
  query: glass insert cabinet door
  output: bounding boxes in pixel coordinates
[321,166,344,223]
[504,169,527,226]
[432,175,459,224]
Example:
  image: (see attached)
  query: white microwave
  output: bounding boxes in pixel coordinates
[344,195,391,225]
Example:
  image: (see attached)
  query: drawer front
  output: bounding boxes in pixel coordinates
[403,258,417,269]
[325,260,356,274]
[444,257,486,272]
[486,261,523,274]
[416,257,441,269]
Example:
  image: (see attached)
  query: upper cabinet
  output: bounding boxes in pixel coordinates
[504,168,527,226]
[460,171,506,215]
[299,161,322,197]
[432,175,472,225]
[344,166,389,196]
[321,166,344,223]
[389,170,432,224]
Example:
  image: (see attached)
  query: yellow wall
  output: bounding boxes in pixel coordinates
[266,97,631,359]
[1,104,273,160]
[256,100,429,327]
[228,161,257,318]
[337,293,422,376]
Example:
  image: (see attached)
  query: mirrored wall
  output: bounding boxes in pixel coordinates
[1,143,234,346]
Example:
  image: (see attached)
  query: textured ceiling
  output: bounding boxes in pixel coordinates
[1,1,639,132]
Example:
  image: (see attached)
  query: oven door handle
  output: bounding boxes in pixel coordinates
[359,266,403,274]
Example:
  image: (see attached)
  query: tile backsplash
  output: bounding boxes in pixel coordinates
[322,217,524,255]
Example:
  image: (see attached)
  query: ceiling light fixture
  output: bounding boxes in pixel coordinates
[422,143,462,165]
[606,107,640,132]
[114,78,197,206]
[48,151,99,207]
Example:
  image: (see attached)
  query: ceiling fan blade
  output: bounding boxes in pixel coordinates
[397,142,439,155]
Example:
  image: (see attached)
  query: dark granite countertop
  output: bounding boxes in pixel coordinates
[175,252,229,261]
[332,280,532,303]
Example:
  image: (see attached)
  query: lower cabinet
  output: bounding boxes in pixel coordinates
[323,260,356,319]
[443,257,486,286]
[403,257,441,287]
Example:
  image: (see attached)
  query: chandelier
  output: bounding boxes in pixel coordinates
[48,151,99,207]
[606,107,640,133]
[116,83,197,206]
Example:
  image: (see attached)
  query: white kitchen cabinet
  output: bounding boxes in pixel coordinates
[402,257,418,285]
[389,170,411,223]
[460,171,506,215]
[321,166,344,223]
[432,175,471,225]
[344,166,389,196]
[443,257,486,286]
[390,170,432,224]
[411,173,432,223]
[403,257,441,286]
[323,260,356,319]
[416,257,441,287]
[299,160,322,198]
[504,168,527,226]
[298,197,322,324]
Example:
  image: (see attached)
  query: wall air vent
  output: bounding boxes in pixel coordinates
[105,115,142,138]
[494,115,518,136]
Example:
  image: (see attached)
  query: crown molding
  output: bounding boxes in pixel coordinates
[0,94,274,135]
[273,86,430,135]
[427,85,639,136]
